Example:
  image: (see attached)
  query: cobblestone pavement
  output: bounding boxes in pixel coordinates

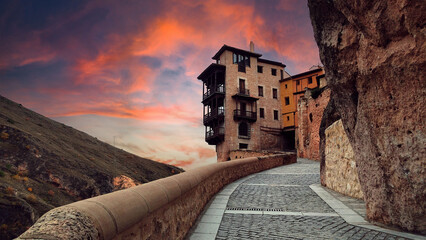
[188,159,422,240]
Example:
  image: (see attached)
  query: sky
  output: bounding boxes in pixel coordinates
[0,0,320,169]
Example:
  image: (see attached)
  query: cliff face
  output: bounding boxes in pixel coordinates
[0,95,183,239]
[308,0,425,233]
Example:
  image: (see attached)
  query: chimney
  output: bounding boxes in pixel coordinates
[249,41,254,52]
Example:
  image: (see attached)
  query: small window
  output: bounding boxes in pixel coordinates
[257,66,263,73]
[273,88,278,99]
[285,97,290,105]
[309,113,313,122]
[287,116,290,121]
[274,110,279,120]
[285,84,288,89]
[239,143,248,149]
[258,86,263,97]
[271,68,277,76]
[308,77,313,84]
[260,108,265,118]
[233,53,237,64]
[239,122,249,137]
[280,69,283,79]
[296,80,300,85]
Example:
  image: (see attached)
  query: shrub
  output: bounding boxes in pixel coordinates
[7,118,15,124]
[5,163,12,170]
[48,190,54,196]
[0,170,4,177]
[25,194,37,203]
[11,174,21,181]
[5,187,14,195]
[0,131,9,140]
[311,87,322,99]
[27,187,32,192]
[0,224,7,230]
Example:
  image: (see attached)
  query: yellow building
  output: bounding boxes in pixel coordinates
[279,67,325,149]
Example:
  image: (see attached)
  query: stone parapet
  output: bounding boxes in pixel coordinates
[17,153,296,240]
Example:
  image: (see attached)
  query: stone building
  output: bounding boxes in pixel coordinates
[279,67,325,152]
[198,43,288,162]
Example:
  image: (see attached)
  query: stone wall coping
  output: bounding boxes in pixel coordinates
[18,153,294,240]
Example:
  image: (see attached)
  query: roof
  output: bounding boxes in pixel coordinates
[282,68,324,81]
[212,44,262,60]
[197,63,226,80]
[258,58,286,68]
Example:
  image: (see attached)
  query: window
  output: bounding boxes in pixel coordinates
[287,116,290,121]
[274,110,278,120]
[239,143,248,149]
[258,86,263,97]
[260,108,265,118]
[285,97,290,105]
[257,65,263,73]
[285,84,288,89]
[271,68,277,76]
[296,80,300,85]
[233,52,250,71]
[273,88,278,99]
[238,122,249,138]
[308,77,313,84]
[280,69,283,79]
[309,113,313,122]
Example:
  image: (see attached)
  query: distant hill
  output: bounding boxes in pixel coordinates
[0,95,184,239]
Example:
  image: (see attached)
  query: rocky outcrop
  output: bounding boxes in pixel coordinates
[308,0,426,233]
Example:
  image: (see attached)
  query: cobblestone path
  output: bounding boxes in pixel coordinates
[188,159,422,240]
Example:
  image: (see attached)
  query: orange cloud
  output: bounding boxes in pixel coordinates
[175,145,216,159]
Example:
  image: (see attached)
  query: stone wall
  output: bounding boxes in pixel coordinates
[229,150,285,160]
[297,88,330,161]
[324,120,363,199]
[18,153,296,240]
[308,0,425,233]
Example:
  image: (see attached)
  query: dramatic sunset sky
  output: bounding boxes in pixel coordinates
[0,0,320,169]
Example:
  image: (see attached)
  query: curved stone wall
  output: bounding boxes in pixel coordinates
[17,153,296,240]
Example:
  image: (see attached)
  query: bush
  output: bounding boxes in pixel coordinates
[0,131,9,140]
[0,171,4,177]
[311,87,323,99]
[25,194,37,203]
[5,187,14,195]
[48,190,54,196]
[7,118,15,124]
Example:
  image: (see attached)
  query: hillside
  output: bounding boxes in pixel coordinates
[0,95,184,239]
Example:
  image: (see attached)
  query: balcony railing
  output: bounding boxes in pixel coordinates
[203,108,225,125]
[203,85,225,100]
[205,127,225,144]
[233,109,257,122]
[236,88,250,96]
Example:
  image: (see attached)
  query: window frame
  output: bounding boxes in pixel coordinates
[272,88,278,99]
[258,86,264,97]
[257,65,263,73]
[285,97,290,105]
[259,108,265,118]
[273,110,279,120]
[271,68,277,76]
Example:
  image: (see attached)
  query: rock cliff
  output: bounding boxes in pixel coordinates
[0,95,183,239]
[308,0,425,233]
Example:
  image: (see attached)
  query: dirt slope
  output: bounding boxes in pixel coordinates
[0,95,183,239]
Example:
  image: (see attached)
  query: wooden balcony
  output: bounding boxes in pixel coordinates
[205,127,225,145]
[203,109,224,125]
[233,109,257,122]
[202,85,225,102]
[232,88,259,101]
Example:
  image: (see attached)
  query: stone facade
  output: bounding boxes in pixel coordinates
[324,120,363,199]
[200,45,288,162]
[297,87,330,161]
